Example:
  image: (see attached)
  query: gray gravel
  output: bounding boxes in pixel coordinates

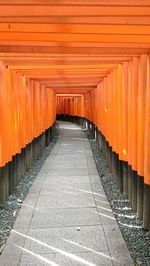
[0,126,59,254]
[83,127,150,266]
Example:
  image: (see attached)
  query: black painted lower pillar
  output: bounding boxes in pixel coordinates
[118,160,123,193]
[143,184,150,230]
[137,175,144,220]
[128,165,132,203]
[131,170,138,212]
[123,162,128,198]
[95,128,99,149]
[0,123,56,204]
[108,146,112,169]
[0,166,9,204]
[111,152,118,184]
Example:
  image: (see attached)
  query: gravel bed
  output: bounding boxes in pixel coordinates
[0,125,59,254]
[83,128,150,266]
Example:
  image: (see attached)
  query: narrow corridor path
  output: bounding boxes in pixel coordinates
[0,122,133,266]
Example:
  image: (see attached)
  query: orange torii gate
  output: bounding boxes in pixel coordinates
[0,0,149,229]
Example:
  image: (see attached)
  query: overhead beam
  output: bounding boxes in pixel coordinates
[1,56,132,61]
[0,6,149,17]
[3,60,130,66]
[0,16,150,25]
[8,64,116,70]
[0,32,150,43]
[15,69,109,75]
[54,90,96,94]
[41,84,97,87]
[0,23,150,35]
[1,0,150,6]
[21,73,106,78]
[0,53,138,58]
[31,74,104,79]
[0,45,148,54]
[56,94,83,97]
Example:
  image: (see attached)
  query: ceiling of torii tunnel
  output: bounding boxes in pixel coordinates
[0,0,150,94]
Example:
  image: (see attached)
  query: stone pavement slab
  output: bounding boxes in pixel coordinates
[0,121,134,266]
[30,207,101,229]
[20,251,113,266]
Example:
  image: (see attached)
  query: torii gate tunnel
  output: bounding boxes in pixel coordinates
[0,0,150,230]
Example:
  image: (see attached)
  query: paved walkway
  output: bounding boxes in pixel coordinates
[0,122,133,266]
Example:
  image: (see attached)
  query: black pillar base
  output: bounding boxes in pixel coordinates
[143,184,150,230]
[0,123,56,204]
[137,175,144,220]
[131,170,138,213]
[127,165,132,203]
[123,161,128,198]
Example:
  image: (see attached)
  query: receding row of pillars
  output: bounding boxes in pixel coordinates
[0,123,56,204]
[86,119,150,231]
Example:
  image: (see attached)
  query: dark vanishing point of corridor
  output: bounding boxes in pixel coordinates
[0,122,133,266]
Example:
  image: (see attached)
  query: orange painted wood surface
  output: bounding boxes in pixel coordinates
[0,63,56,167]
[0,0,150,187]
